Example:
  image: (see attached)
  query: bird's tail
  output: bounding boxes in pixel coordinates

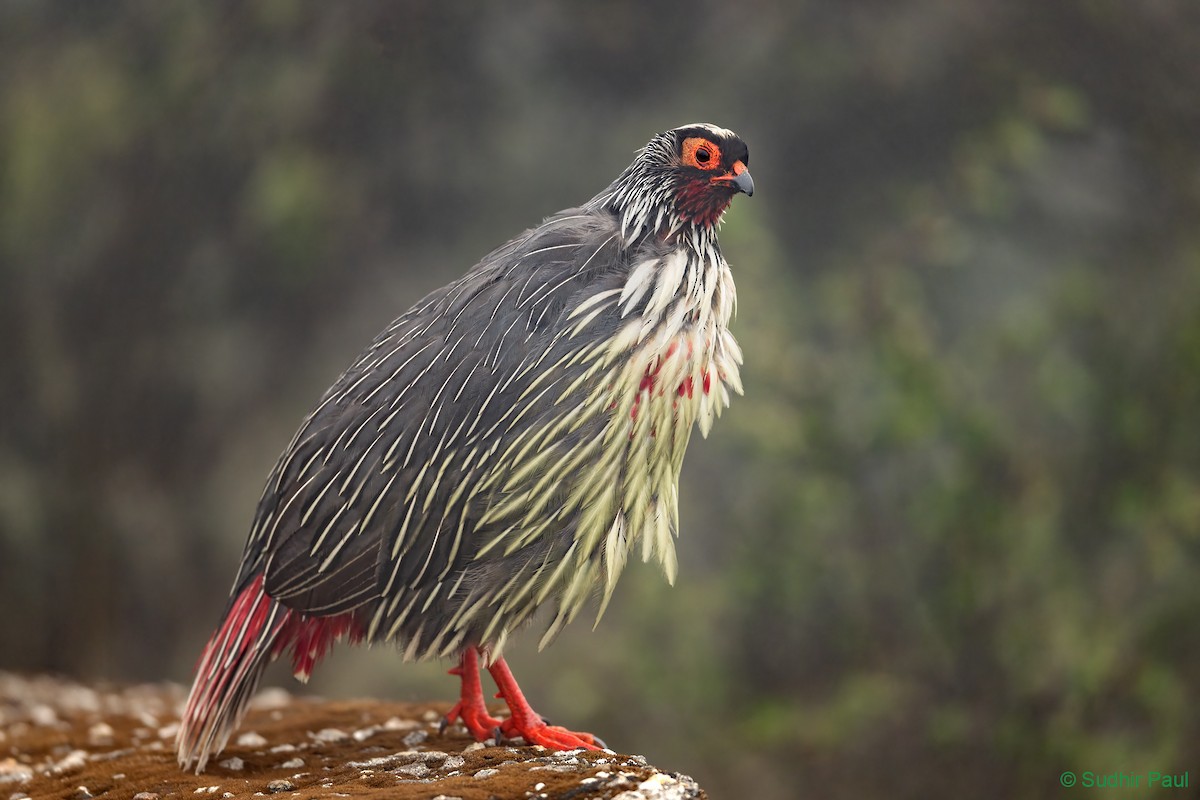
[176,574,288,772]
[176,573,364,772]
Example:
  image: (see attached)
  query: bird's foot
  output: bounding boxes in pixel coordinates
[447,647,608,751]
[487,655,605,751]
[497,716,605,750]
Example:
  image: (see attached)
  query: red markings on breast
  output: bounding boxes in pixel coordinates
[627,339,712,423]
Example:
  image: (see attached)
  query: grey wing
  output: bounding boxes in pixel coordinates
[234,210,632,622]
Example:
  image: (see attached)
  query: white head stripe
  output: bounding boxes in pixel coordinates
[673,122,737,139]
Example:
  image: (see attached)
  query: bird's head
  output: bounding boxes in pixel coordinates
[602,123,753,240]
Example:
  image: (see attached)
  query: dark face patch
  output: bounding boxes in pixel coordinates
[670,128,751,226]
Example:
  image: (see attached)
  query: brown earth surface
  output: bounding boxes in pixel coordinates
[0,673,704,800]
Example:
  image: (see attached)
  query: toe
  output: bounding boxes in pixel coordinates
[519,724,602,751]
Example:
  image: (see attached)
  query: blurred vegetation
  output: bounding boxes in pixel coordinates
[2,2,1199,798]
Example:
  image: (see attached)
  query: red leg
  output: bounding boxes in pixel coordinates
[487,656,604,750]
[442,646,506,741]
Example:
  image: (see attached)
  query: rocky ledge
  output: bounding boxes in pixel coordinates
[0,672,704,800]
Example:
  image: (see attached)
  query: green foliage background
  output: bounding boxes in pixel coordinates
[2,2,1199,797]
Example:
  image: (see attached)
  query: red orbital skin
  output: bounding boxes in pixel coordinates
[443,646,604,750]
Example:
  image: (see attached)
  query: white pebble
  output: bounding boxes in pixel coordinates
[347,756,392,769]
[278,758,304,769]
[0,757,34,783]
[54,751,89,773]
[236,732,268,748]
[472,768,500,779]
[382,717,419,731]
[250,688,291,709]
[217,758,244,771]
[87,723,115,744]
[395,763,430,778]
[29,705,58,727]
[402,730,428,747]
[311,728,347,742]
[351,726,378,742]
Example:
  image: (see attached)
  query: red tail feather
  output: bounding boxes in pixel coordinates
[278,606,364,682]
[176,574,363,772]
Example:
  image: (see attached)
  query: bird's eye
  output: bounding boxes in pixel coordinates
[681,136,722,171]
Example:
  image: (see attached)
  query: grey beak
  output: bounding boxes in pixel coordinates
[733,169,754,197]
